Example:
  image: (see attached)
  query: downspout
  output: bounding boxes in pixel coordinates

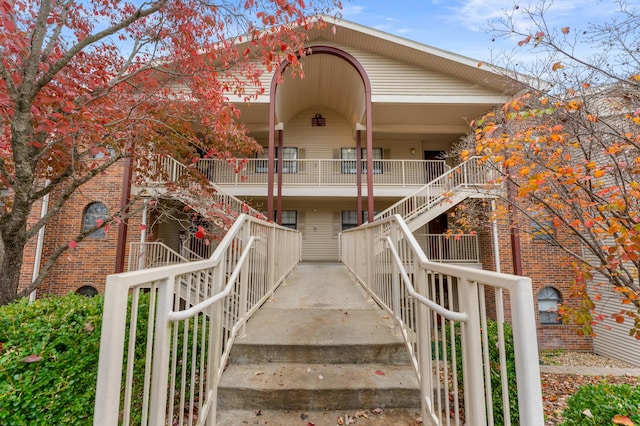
[30,180,50,302]
[491,200,501,273]
[114,157,132,273]
[507,179,523,275]
[137,203,148,271]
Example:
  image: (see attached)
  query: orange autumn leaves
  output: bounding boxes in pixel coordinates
[465,87,640,337]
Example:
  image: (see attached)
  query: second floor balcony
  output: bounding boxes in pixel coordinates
[190,158,449,197]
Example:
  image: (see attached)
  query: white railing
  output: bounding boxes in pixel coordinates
[196,158,448,187]
[341,215,543,426]
[94,214,301,425]
[151,156,266,219]
[374,157,501,225]
[127,242,202,272]
[414,234,480,264]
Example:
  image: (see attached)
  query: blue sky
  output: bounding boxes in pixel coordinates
[337,0,619,64]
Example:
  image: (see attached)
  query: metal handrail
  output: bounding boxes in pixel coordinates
[374,156,501,224]
[340,214,543,426]
[151,155,266,218]
[94,214,301,425]
[167,236,257,322]
[385,234,468,322]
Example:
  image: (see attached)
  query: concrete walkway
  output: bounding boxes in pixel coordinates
[539,365,640,376]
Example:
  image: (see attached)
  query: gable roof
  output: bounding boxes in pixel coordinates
[236,15,532,141]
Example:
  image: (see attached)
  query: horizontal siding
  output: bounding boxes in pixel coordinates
[157,218,184,253]
[590,284,640,366]
[262,108,354,158]
[260,108,434,160]
[585,243,640,366]
[307,41,499,97]
[233,41,502,99]
[268,198,391,262]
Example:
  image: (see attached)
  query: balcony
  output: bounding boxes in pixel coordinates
[196,158,448,188]
[414,233,480,264]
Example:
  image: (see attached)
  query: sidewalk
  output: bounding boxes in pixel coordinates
[539,364,640,376]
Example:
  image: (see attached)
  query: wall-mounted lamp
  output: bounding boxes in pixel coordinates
[311,113,326,127]
[410,148,416,155]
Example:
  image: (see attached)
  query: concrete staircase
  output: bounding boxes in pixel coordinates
[216,263,422,425]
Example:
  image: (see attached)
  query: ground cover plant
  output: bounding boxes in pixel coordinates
[0,293,103,425]
[561,381,640,425]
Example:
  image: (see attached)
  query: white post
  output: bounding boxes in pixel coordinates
[30,181,50,302]
[389,222,402,335]
[491,200,501,273]
[511,277,544,426]
[206,258,227,426]
[94,276,133,425]
[238,223,251,338]
[459,277,487,425]
[415,267,432,424]
[148,277,175,426]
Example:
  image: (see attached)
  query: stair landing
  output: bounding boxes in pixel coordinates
[216,262,422,425]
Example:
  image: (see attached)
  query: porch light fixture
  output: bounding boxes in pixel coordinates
[311,113,326,127]
[410,148,416,155]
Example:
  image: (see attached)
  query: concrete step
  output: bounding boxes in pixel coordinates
[217,363,420,410]
[216,408,423,425]
[216,263,422,421]
[230,309,410,365]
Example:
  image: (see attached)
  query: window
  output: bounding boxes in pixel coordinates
[360,209,379,224]
[532,220,555,241]
[77,285,98,297]
[279,210,297,230]
[83,202,108,238]
[89,145,115,160]
[341,210,358,231]
[340,147,383,174]
[538,287,562,324]
[255,147,298,173]
[262,210,298,229]
[531,214,555,242]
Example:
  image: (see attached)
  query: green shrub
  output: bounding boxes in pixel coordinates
[0,293,103,426]
[0,291,202,425]
[443,320,518,425]
[561,382,640,425]
[484,320,518,426]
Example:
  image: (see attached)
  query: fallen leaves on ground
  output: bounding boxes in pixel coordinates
[541,373,639,425]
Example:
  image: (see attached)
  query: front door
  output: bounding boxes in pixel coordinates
[424,150,446,182]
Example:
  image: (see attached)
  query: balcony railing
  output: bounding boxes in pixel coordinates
[196,158,448,187]
[415,233,480,263]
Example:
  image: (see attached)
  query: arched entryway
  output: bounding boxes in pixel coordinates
[266,46,375,227]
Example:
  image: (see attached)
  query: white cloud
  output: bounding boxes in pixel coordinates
[340,4,366,19]
[452,0,618,34]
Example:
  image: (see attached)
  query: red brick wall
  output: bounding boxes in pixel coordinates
[474,200,593,352]
[20,160,129,296]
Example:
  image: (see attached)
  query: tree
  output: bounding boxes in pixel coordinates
[0,0,339,305]
[457,0,640,337]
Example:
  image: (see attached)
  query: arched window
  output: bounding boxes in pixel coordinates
[76,285,98,297]
[538,286,562,324]
[83,202,108,238]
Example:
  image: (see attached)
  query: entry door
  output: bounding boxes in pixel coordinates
[428,213,448,261]
[424,150,446,182]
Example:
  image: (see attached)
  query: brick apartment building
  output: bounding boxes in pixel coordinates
[20,15,639,363]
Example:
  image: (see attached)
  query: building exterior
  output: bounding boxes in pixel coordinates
[19,16,602,355]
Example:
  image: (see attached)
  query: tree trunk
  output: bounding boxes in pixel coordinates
[0,228,27,306]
